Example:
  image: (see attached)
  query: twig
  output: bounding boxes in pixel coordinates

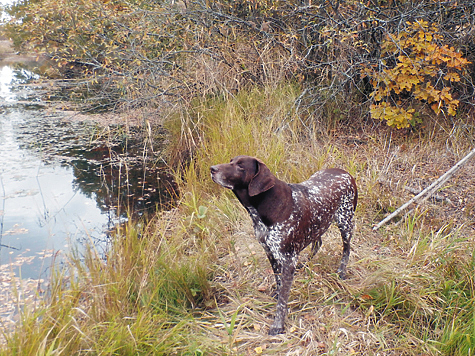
[403,186,452,204]
[373,146,475,231]
[0,244,21,251]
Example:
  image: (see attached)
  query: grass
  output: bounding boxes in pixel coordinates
[1,83,475,355]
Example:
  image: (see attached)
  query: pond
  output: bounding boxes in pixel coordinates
[0,63,175,283]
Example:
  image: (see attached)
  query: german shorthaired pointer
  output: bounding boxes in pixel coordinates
[210,156,357,335]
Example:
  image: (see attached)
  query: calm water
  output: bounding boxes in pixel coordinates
[0,65,174,280]
[0,0,174,280]
[0,66,112,279]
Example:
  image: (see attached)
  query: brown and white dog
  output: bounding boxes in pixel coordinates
[210,155,357,335]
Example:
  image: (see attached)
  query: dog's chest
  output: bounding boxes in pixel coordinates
[247,194,309,249]
[248,207,292,261]
[247,207,269,241]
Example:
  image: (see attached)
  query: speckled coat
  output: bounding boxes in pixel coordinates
[211,156,357,335]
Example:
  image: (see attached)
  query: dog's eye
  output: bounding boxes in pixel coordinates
[236,164,245,171]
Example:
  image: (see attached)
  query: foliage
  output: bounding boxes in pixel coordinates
[363,21,471,128]
[357,225,475,354]
[4,0,200,110]
[3,0,475,125]
[0,216,222,355]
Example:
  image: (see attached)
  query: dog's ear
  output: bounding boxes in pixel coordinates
[249,159,275,196]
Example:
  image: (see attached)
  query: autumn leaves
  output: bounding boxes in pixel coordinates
[363,21,471,128]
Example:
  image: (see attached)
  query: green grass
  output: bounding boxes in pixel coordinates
[354,223,475,354]
[1,84,475,355]
[1,218,225,355]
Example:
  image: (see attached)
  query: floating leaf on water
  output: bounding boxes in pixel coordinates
[14,256,35,265]
[4,226,29,236]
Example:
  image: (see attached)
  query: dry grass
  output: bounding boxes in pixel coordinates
[196,131,475,355]
[1,85,475,355]
[171,91,475,354]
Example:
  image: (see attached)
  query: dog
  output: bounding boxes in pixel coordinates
[210,155,357,335]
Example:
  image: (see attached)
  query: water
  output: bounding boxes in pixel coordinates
[0,66,109,279]
[0,64,175,281]
[0,1,175,329]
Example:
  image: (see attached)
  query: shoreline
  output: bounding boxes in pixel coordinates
[0,38,39,65]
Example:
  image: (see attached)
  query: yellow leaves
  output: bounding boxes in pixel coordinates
[415,84,436,102]
[372,89,385,102]
[254,344,269,354]
[364,20,470,128]
[370,103,415,129]
[447,101,459,116]
[431,102,441,115]
[410,19,429,29]
[396,74,420,91]
[440,87,453,102]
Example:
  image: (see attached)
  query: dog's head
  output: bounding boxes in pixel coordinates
[210,156,275,196]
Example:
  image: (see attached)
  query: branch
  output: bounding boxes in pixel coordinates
[403,186,452,204]
[373,146,475,231]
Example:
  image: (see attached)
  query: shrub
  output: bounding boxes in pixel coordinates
[363,21,471,128]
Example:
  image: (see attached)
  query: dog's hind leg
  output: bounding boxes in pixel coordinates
[334,198,355,279]
[297,237,322,269]
[308,237,322,260]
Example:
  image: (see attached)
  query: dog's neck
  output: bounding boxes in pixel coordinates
[233,179,293,226]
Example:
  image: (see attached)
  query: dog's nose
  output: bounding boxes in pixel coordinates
[210,166,218,174]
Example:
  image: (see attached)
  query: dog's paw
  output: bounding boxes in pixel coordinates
[268,326,284,335]
[337,269,347,280]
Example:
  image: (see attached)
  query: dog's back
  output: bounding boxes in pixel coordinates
[281,168,357,254]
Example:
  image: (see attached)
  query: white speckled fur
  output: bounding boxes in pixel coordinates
[211,157,357,335]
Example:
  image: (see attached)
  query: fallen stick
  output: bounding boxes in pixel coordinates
[373,146,475,231]
[403,186,452,204]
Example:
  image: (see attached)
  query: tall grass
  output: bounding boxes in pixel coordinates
[1,84,474,355]
[355,223,475,354]
[1,217,224,355]
[168,84,357,201]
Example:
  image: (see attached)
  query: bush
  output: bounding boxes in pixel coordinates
[3,0,475,127]
[363,21,471,128]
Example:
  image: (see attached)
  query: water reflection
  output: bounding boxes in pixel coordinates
[0,65,175,280]
[0,65,18,100]
[1,128,105,280]
[69,141,176,220]
[0,66,106,279]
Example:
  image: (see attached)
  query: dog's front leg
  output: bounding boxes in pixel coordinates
[268,253,297,335]
[259,242,282,297]
[249,208,283,297]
